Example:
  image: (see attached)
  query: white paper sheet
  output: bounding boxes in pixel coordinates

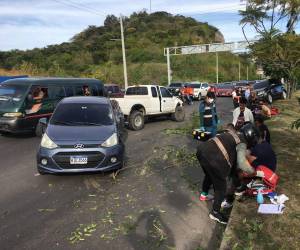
[258,204,285,214]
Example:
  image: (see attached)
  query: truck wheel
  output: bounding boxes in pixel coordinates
[171,105,185,122]
[129,111,144,131]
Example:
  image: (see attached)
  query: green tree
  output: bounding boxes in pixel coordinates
[240,0,300,97]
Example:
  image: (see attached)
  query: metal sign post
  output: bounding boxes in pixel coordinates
[166,48,171,85]
[164,41,254,83]
[120,14,128,89]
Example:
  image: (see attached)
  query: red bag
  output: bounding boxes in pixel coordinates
[270,107,279,116]
[256,165,279,189]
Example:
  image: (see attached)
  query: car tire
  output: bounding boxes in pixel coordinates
[281,90,287,99]
[35,123,45,137]
[198,93,202,101]
[128,111,144,131]
[171,105,185,122]
[267,93,273,104]
[38,169,46,175]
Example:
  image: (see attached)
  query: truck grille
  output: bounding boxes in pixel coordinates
[53,151,105,169]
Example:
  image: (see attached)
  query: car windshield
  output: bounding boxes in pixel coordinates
[0,84,28,108]
[169,83,182,87]
[253,80,269,90]
[50,103,114,126]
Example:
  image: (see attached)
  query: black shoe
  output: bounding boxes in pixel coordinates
[235,184,247,196]
[209,210,228,224]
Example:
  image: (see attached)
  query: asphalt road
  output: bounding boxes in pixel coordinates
[0,97,233,250]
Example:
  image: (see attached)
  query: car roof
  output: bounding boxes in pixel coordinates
[104,84,119,87]
[60,96,109,104]
[2,77,102,86]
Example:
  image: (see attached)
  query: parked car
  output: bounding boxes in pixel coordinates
[104,84,124,98]
[112,85,185,131]
[37,96,125,174]
[234,80,249,91]
[0,77,104,135]
[216,84,234,97]
[253,79,287,103]
[187,82,209,100]
[167,82,185,96]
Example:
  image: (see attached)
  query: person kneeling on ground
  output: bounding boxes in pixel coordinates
[196,124,256,224]
[199,92,218,137]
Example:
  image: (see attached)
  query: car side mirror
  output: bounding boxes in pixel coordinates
[37,118,48,137]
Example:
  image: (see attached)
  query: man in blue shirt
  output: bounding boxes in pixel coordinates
[248,139,277,172]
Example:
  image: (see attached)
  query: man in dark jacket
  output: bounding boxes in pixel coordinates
[197,124,257,224]
[199,92,218,137]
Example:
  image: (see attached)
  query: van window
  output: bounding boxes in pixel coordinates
[65,86,74,97]
[75,86,84,96]
[48,86,65,99]
[98,85,104,96]
[90,85,98,96]
[151,87,158,97]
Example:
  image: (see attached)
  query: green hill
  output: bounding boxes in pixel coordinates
[0,11,257,85]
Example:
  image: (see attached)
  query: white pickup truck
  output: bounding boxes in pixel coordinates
[112,85,185,130]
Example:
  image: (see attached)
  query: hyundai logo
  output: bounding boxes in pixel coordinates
[74,143,84,149]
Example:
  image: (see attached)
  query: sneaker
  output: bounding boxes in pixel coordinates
[221,199,233,209]
[199,193,214,201]
[209,211,228,224]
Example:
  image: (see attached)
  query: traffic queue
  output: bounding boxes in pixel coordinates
[0,77,280,224]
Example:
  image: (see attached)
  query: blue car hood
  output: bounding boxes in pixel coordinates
[47,124,116,142]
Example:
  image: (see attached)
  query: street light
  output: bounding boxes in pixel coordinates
[109,15,128,89]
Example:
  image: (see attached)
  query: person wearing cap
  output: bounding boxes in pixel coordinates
[199,92,218,137]
[232,97,254,130]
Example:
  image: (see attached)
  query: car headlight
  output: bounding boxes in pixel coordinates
[41,133,58,149]
[101,133,118,147]
[3,112,23,118]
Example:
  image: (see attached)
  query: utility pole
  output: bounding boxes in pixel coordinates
[120,14,128,89]
[246,65,249,81]
[216,52,219,84]
[238,61,241,81]
[167,48,171,85]
[150,0,152,13]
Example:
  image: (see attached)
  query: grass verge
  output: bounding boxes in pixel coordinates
[222,91,300,250]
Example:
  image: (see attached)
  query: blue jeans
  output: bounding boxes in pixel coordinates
[205,126,217,137]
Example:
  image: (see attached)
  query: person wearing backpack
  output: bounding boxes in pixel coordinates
[196,124,258,224]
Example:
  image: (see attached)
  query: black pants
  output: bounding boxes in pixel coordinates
[197,151,228,213]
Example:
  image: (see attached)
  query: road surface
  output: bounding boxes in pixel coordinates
[0,98,233,250]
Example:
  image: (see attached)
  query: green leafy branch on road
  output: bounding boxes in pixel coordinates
[68,223,97,244]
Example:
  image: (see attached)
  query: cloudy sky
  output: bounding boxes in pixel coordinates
[0,0,298,51]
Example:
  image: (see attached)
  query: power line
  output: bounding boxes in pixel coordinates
[51,0,106,17]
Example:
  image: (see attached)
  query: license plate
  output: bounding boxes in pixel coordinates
[70,156,88,165]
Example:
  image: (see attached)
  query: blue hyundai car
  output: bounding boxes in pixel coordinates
[37,96,125,174]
